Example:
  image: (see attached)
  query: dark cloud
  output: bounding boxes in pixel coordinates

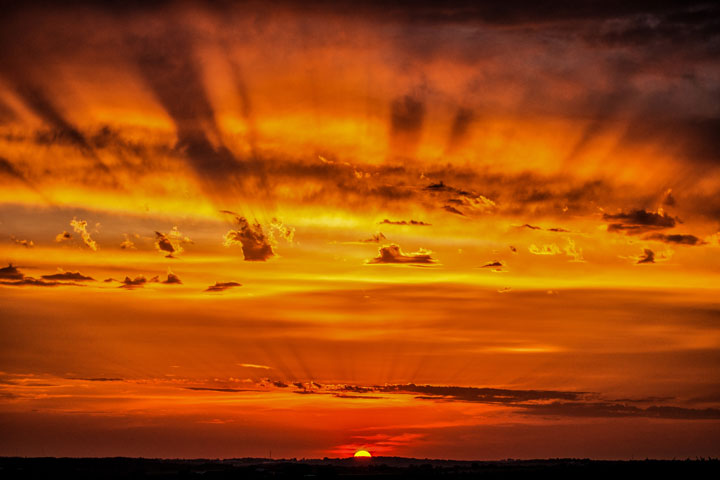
[361,232,386,243]
[120,275,147,289]
[369,383,585,404]
[367,244,436,265]
[0,264,87,287]
[481,261,504,268]
[222,215,274,261]
[205,281,242,292]
[644,233,706,245]
[162,272,182,284]
[154,227,191,258]
[41,271,95,281]
[0,264,24,280]
[185,387,246,393]
[327,382,720,420]
[604,209,677,233]
[519,402,720,420]
[509,245,518,253]
[443,205,465,216]
[637,248,655,264]
[379,219,431,226]
[69,377,123,382]
[154,232,175,256]
[55,231,72,242]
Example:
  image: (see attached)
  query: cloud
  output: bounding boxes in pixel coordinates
[603,209,677,234]
[0,264,87,287]
[529,243,562,255]
[120,275,147,288]
[205,281,242,292]
[637,248,655,264]
[154,227,191,258]
[223,215,275,261]
[518,402,720,420]
[238,363,271,370]
[162,271,182,285]
[10,236,33,248]
[0,263,24,280]
[564,238,585,263]
[119,234,136,249]
[481,260,507,272]
[378,219,430,226]
[70,218,98,251]
[520,223,541,230]
[367,244,436,265]
[41,271,95,281]
[269,218,295,244]
[443,205,465,216]
[529,238,584,262]
[55,231,72,242]
[361,232,386,243]
[644,233,706,245]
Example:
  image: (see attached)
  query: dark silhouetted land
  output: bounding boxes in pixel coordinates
[1,457,718,479]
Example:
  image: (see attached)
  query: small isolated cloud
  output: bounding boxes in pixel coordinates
[497,287,512,293]
[55,231,72,242]
[529,238,584,262]
[41,270,95,281]
[162,271,182,284]
[509,245,518,253]
[154,227,191,258]
[644,233,705,246]
[379,219,430,226]
[603,209,677,234]
[367,244,436,265]
[70,218,98,251]
[529,243,562,255]
[120,234,136,249]
[10,236,34,248]
[481,260,507,272]
[205,281,242,292]
[120,275,147,288]
[564,238,585,263]
[520,223,541,230]
[238,363,271,370]
[636,249,655,264]
[361,232,386,243]
[223,214,274,261]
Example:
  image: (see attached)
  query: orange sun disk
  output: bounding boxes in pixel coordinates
[354,449,372,458]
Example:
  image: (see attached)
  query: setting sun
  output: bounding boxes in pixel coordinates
[354,450,372,458]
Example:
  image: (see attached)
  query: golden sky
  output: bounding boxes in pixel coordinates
[1,0,719,459]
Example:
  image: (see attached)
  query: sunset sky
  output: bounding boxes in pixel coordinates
[1,0,719,459]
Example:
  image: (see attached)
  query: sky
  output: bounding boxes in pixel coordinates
[1,0,719,460]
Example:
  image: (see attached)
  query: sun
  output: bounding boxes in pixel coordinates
[354,449,372,458]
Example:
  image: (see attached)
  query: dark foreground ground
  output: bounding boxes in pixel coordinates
[1,457,718,479]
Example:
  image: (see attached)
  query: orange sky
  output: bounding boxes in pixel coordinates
[1,0,719,459]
